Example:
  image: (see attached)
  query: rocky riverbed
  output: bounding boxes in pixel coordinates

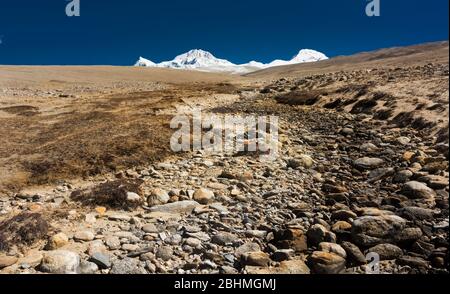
[1,84,448,274]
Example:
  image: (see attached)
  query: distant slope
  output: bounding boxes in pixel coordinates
[246,41,449,78]
[0,66,241,87]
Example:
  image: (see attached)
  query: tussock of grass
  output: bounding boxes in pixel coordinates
[70,179,144,209]
[0,213,49,252]
[275,90,323,106]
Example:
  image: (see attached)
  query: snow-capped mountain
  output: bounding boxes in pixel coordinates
[135,57,156,67]
[266,49,329,67]
[158,49,235,69]
[135,48,328,74]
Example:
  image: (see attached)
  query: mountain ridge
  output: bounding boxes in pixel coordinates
[135,48,328,74]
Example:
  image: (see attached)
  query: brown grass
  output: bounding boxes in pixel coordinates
[70,179,144,209]
[275,90,324,106]
[0,90,178,192]
[0,213,49,252]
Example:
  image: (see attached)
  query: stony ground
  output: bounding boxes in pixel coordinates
[0,62,448,275]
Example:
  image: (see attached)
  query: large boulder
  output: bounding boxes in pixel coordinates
[193,188,215,204]
[40,250,80,274]
[351,215,407,247]
[308,251,346,274]
[401,181,436,202]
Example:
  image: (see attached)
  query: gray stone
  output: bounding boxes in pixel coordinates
[209,202,229,214]
[368,168,395,181]
[141,223,159,233]
[341,241,366,266]
[105,236,121,250]
[184,238,202,248]
[395,227,423,244]
[220,265,239,274]
[331,210,357,221]
[211,232,238,245]
[287,155,314,169]
[319,242,347,259]
[341,128,354,136]
[354,157,384,170]
[235,242,261,258]
[147,188,170,206]
[241,251,271,267]
[397,256,429,268]
[393,170,414,183]
[110,258,147,274]
[74,230,95,242]
[368,243,403,260]
[78,261,99,274]
[307,224,336,246]
[400,207,435,221]
[396,137,411,145]
[89,252,111,269]
[40,250,80,274]
[47,233,69,250]
[401,181,436,201]
[417,175,449,190]
[271,249,294,261]
[149,201,201,214]
[156,246,173,261]
[351,215,407,247]
[126,192,142,203]
[122,244,140,252]
[193,188,215,204]
[360,143,379,152]
[247,260,310,274]
[309,251,346,274]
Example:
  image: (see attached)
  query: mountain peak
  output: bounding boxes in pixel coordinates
[135,56,155,67]
[183,49,215,58]
[291,49,328,63]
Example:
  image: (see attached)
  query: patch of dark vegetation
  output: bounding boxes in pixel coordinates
[324,99,342,109]
[260,87,273,94]
[335,84,369,96]
[275,90,323,106]
[202,83,237,94]
[341,97,359,107]
[70,179,144,209]
[415,103,427,111]
[436,125,449,143]
[0,105,40,117]
[372,92,393,101]
[427,103,446,112]
[354,87,369,99]
[392,112,437,130]
[373,108,393,120]
[0,213,49,251]
[350,98,378,114]
[383,100,397,108]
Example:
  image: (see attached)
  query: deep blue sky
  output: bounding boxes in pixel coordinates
[0,0,448,65]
